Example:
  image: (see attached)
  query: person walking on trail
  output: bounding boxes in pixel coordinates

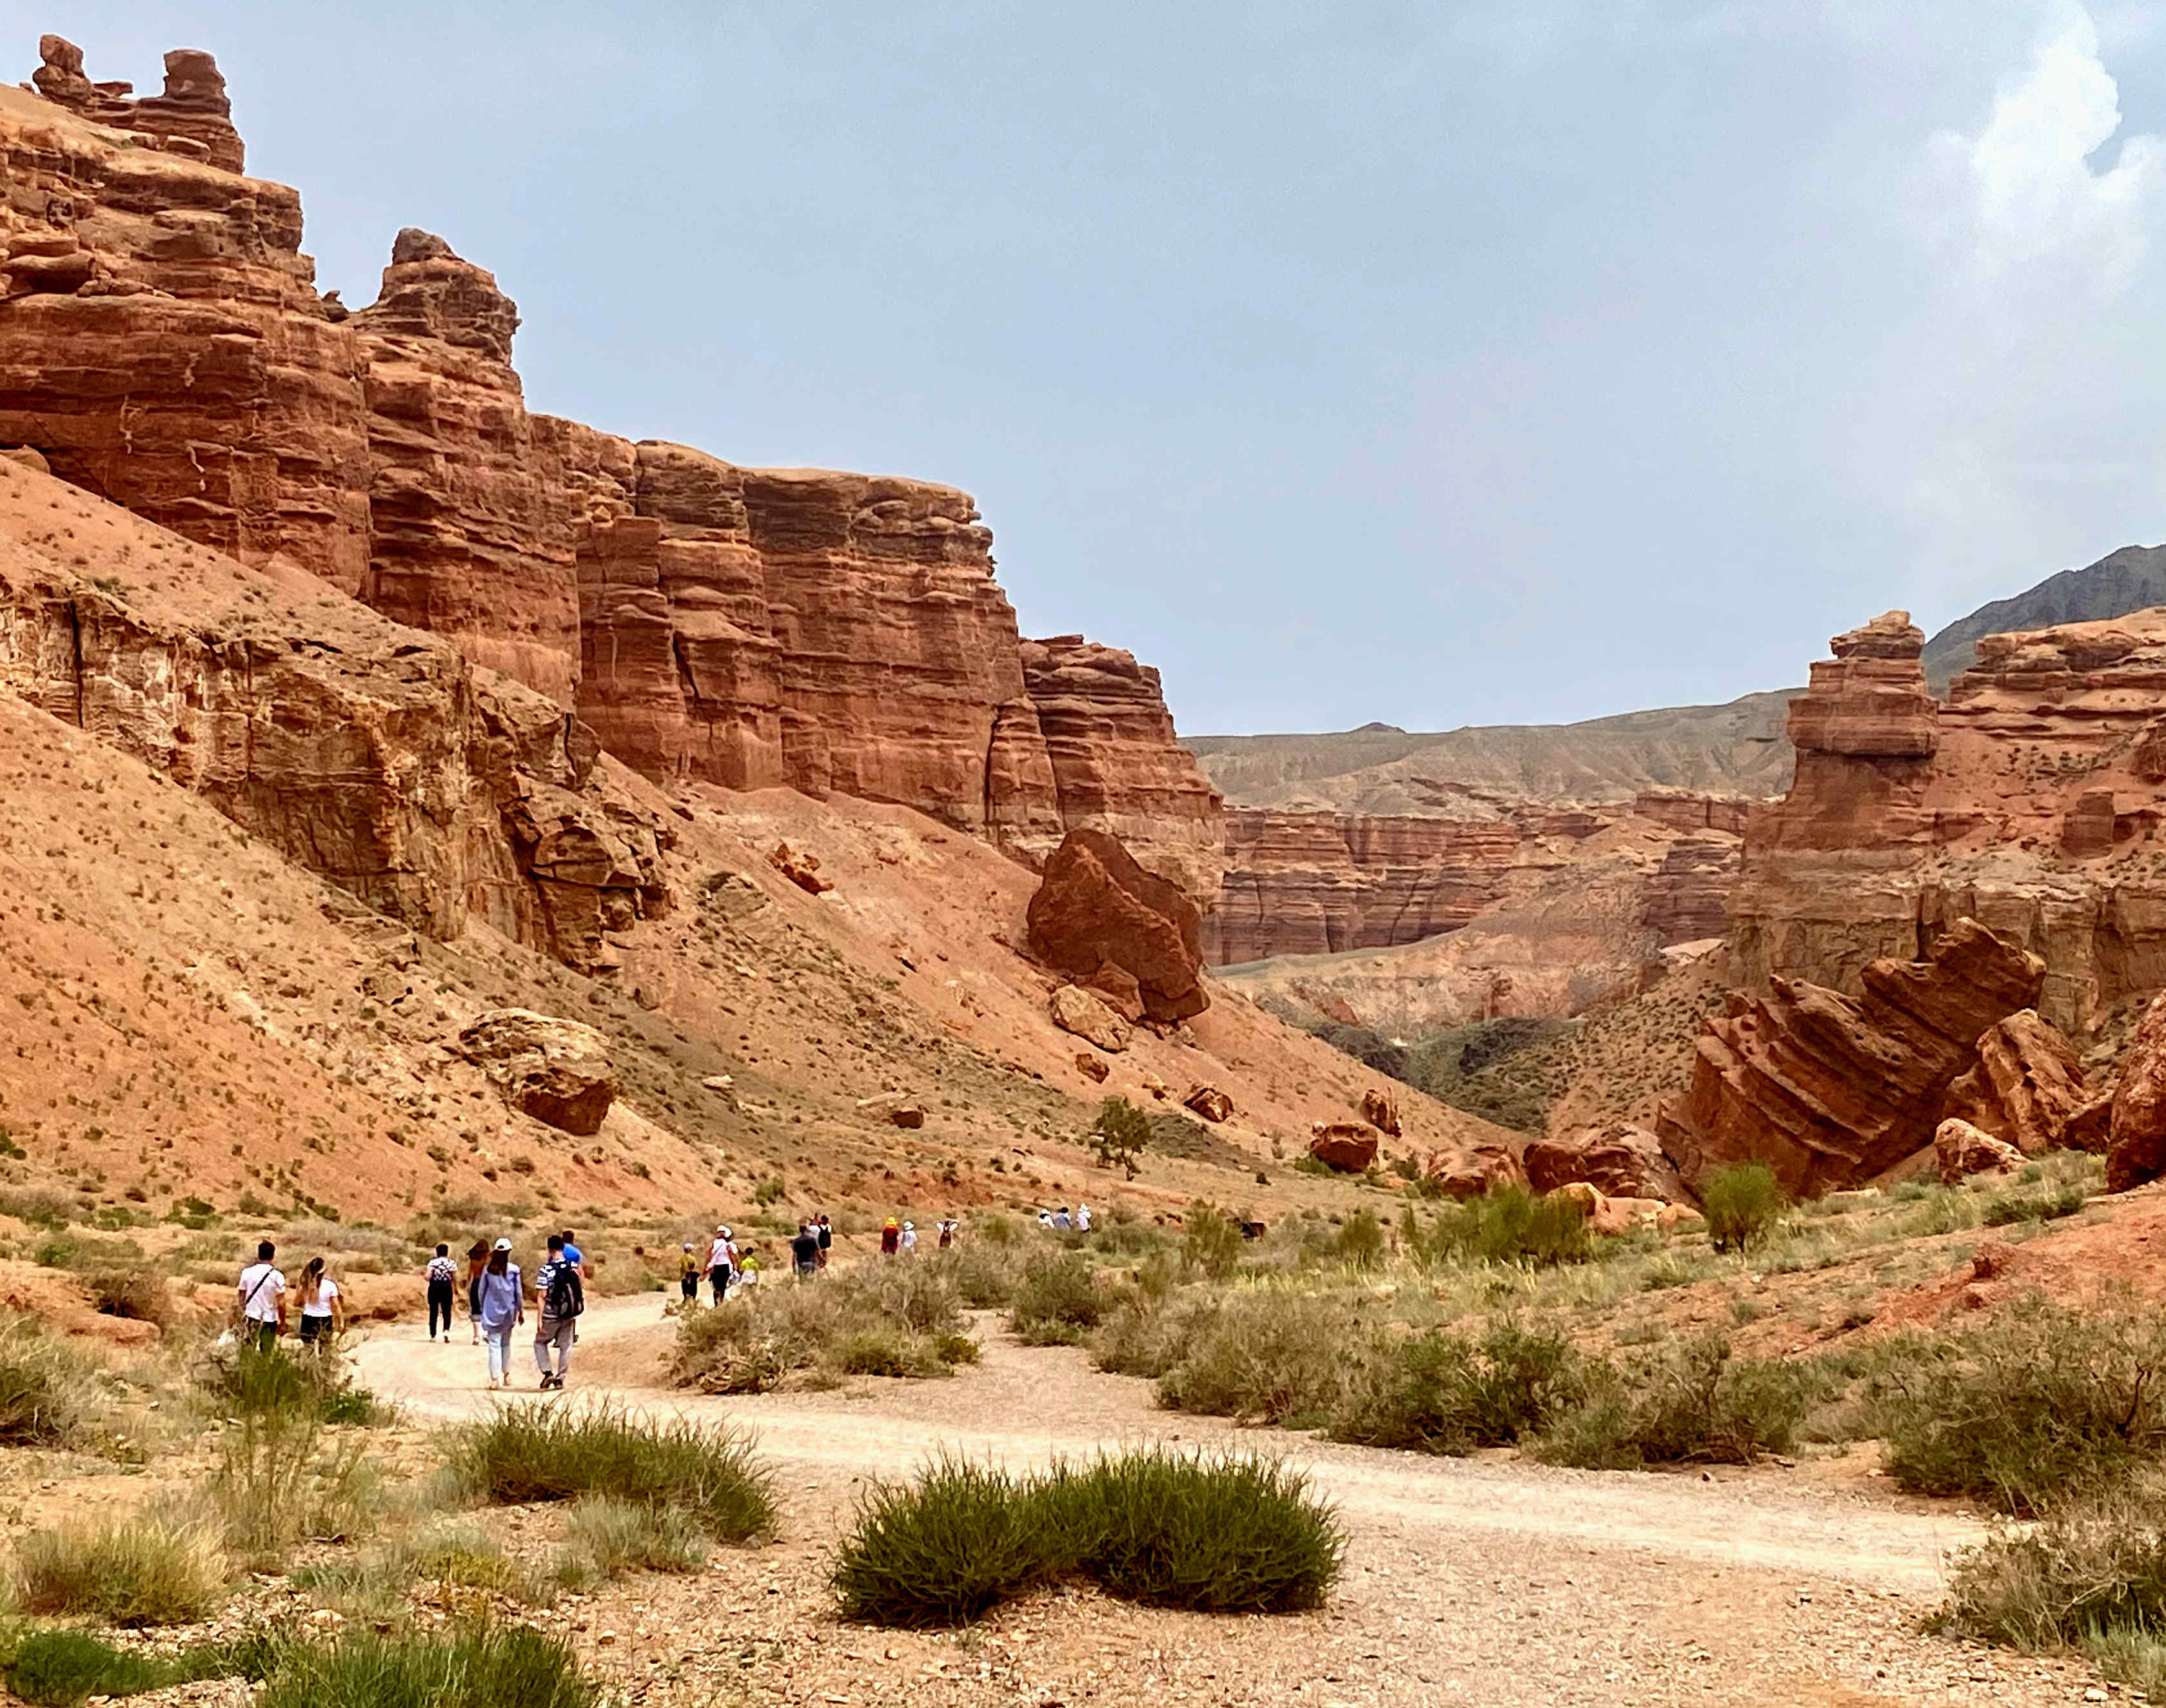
[1075,1202,1092,1233]
[236,1241,286,1351]
[880,1217,901,1257]
[464,1238,489,1344]
[426,1244,458,1342]
[937,1219,956,1250]
[791,1221,820,1279]
[1052,1206,1073,1232]
[706,1225,736,1304]
[559,1229,587,1277]
[899,1220,918,1257]
[476,1238,523,1388]
[814,1213,832,1269]
[677,1242,701,1306]
[1037,1209,1055,1233]
[738,1247,762,1288]
[295,1256,343,1350]
[533,1234,583,1390]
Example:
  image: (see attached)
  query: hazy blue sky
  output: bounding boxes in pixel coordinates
[43,2,2166,733]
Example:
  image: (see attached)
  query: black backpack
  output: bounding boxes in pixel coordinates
[544,1261,585,1320]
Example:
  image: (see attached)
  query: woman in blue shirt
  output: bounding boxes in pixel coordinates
[475,1238,524,1388]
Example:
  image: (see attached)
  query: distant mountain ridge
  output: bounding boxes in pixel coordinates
[1190,542,2166,812]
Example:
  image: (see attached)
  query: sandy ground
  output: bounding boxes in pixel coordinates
[346,1294,2115,1708]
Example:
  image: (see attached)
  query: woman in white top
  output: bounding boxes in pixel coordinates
[296,1255,343,1348]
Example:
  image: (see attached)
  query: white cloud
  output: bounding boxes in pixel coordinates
[1926,3,2166,294]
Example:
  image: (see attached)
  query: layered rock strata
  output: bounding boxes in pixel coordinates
[0,39,1226,910]
[1728,607,2166,1034]
[1027,829,1208,1024]
[1657,918,2044,1197]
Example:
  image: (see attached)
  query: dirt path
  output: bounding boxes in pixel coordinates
[352,1296,2107,1707]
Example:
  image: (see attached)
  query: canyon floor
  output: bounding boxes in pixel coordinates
[228,1291,2094,1708]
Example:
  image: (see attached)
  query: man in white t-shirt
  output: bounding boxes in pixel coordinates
[236,1239,287,1351]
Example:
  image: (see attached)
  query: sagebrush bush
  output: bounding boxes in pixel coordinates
[562,1497,709,1576]
[832,1450,1343,1627]
[1154,1291,1348,1425]
[1431,1186,1589,1268]
[9,1516,227,1627]
[0,1321,88,1447]
[1009,1253,1104,1345]
[1181,1204,1243,1281]
[1873,1301,2166,1515]
[1701,1163,1786,1253]
[1331,1322,1582,1454]
[1537,1332,1809,1468]
[255,1624,595,1708]
[1333,1211,1387,1270]
[199,1342,388,1428]
[443,1403,773,1540]
[83,1267,175,1331]
[828,1328,945,1379]
[932,1244,1018,1308]
[1938,1482,2166,1652]
[669,1264,972,1392]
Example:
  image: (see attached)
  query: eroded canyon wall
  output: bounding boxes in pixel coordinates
[0,37,1224,907]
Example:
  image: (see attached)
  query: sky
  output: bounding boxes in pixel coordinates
[41,1,2166,734]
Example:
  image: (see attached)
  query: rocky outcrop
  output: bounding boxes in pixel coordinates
[1184,1085,1234,1123]
[1027,829,1208,1023]
[1361,1086,1401,1137]
[1638,837,1739,945]
[1308,1123,1377,1171]
[2109,993,2166,1193]
[1784,612,1939,760]
[1524,1126,1686,1203]
[457,1009,617,1135]
[1940,1010,2089,1155]
[1016,634,1225,903]
[1659,918,2045,1197]
[0,57,371,591]
[1729,608,2166,1036]
[1424,1143,1525,1200]
[1050,985,1130,1054]
[1934,1117,2023,1186]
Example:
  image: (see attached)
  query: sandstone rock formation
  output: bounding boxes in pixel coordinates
[1050,985,1130,1054]
[1424,1143,1526,1200]
[1523,1126,1685,1203]
[1027,829,1208,1023]
[1184,1085,1234,1123]
[767,842,832,896]
[1308,1123,1378,1171]
[1074,1052,1110,1083]
[1361,1086,1401,1137]
[1933,1117,2023,1186]
[1784,612,1939,760]
[457,1008,617,1135]
[1728,607,2166,1036]
[1658,918,2045,1197]
[2109,993,2166,1193]
[1940,1010,2089,1155]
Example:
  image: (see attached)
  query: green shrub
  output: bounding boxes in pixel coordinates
[1938,1482,2166,1652]
[1010,1253,1104,1345]
[199,1342,388,1428]
[1978,1181,2088,1227]
[1181,1204,1244,1281]
[1701,1163,1786,1253]
[669,1267,965,1392]
[0,1322,88,1447]
[1873,1302,2166,1515]
[1538,1332,1809,1469]
[827,1328,945,1379]
[932,1244,1016,1308]
[255,1624,595,1708]
[443,1403,773,1541]
[1093,1096,1152,1178]
[562,1497,709,1576]
[8,1517,227,1627]
[3,1629,275,1707]
[208,1400,382,1559]
[1330,1322,1582,1455]
[1154,1291,1346,1426]
[1432,1185,1590,1268]
[832,1450,1342,1627]
[1333,1211,1386,1270]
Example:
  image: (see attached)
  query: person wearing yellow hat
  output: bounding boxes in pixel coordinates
[880,1217,901,1257]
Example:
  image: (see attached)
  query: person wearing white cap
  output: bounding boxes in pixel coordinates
[705,1224,736,1304]
[475,1238,524,1388]
[898,1220,918,1257]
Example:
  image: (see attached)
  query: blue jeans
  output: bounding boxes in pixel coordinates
[482,1322,516,1380]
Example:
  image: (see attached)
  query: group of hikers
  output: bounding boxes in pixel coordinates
[1036,1202,1092,1233]
[234,1240,346,1350]
[674,1213,836,1304]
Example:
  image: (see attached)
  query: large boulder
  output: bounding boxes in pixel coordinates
[1425,1144,1526,1201]
[1523,1125,1687,1203]
[1026,829,1208,1024]
[1658,918,2044,1197]
[1308,1122,1378,1172]
[1361,1087,1403,1137]
[1941,1009,2090,1155]
[1050,985,1130,1053]
[457,1009,618,1135]
[1184,1085,1234,1123]
[1934,1117,2023,1186]
[2109,992,2166,1192]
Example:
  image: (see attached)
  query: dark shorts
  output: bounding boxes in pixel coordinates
[298,1315,331,1344]
[680,1275,698,1299]
[710,1270,728,1299]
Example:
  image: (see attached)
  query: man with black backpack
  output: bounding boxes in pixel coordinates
[532,1233,585,1390]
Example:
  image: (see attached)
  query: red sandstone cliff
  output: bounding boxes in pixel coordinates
[1728,607,2166,1034]
[0,37,1223,909]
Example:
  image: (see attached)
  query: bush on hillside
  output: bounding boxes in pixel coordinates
[1432,1185,1590,1268]
[1330,1322,1583,1455]
[1152,1291,1347,1426]
[1537,1331,1809,1469]
[1092,1096,1152,1178]
[1009,1253,1104,1345]
[0,1322,88,1447]
[1701,1163,1786,1253]
[8,1517,227,1627]
[1181,1204,1245,1281]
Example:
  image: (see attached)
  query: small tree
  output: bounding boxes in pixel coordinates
[1701,1163,1786,1253]
[1181,1202,1243,1280]
[1092,1096,1151,1179]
